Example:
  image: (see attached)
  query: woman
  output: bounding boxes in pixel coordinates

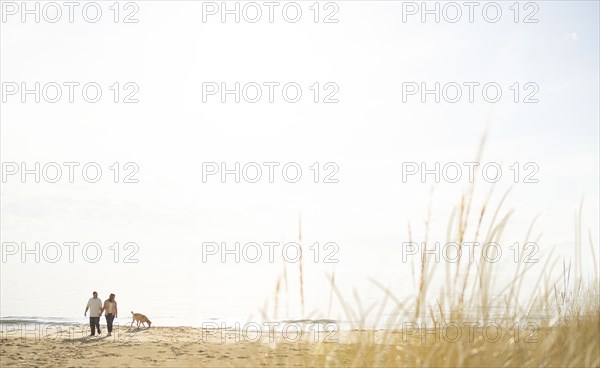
[102,293,118,336]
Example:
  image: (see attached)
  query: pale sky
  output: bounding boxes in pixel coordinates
[1,1,598,325]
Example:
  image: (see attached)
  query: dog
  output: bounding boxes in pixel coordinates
[130,311,152,329]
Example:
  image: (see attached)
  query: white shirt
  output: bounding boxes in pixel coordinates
[87,297,102,316]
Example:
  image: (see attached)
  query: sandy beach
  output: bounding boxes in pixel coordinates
[3,320,598,367]
[0,324,371,367]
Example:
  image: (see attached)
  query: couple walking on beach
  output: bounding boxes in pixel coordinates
[84,291,118,337]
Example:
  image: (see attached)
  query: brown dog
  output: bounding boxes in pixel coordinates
[130,311,152,329]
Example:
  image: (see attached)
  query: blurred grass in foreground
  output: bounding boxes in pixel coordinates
[252,145,600,368]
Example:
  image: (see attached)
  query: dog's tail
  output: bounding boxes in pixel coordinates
[131,311,134,315]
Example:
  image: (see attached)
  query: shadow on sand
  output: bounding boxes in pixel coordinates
[125,327,150,333]
[62,334,112,343]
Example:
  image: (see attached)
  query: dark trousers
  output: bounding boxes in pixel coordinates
[89,317,101,335]
[105,314,115,333]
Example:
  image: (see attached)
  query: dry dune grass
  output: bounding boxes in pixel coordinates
[255,149,600,367]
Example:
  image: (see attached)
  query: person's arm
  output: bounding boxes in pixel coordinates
[115,301,118,318]
[100,300,107,315]
[84,301,89,317]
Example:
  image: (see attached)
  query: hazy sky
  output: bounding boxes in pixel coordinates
[1,1,598,324]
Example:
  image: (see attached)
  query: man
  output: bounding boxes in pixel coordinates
[84,291,103,336]
[101,293,118,337]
